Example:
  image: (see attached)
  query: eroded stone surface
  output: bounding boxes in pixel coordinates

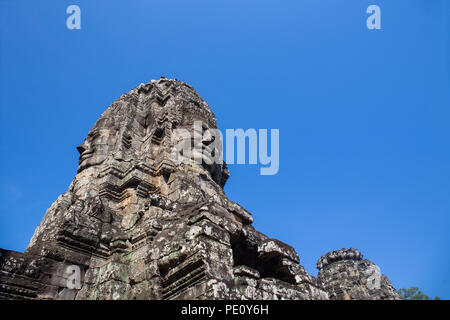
[317,248,400,300]
[0,78,398,300]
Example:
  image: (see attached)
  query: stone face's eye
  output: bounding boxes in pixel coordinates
[87,131,98,141]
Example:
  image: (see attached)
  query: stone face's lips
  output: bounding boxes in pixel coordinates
[78,149,94,163]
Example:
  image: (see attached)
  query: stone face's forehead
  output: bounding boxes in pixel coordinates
[93,117,115,130]
[180,110,216,129]
[86,127,113,138]
[178,102,217,128]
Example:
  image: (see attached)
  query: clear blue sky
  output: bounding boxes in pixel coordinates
[1,0,449,299]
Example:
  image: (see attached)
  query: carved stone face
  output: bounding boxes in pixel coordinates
[76,127,115,173]
[175,106,228,186]
[76,79,228,186]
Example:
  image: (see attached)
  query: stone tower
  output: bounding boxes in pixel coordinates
[0,78,399,300]
[317,248,399,300]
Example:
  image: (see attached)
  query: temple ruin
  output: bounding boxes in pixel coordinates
[0,77,399,300]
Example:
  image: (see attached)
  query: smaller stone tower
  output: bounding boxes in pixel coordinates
[317,248,400,300]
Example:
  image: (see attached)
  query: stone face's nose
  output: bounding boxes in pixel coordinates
[77,143,86,155]
[202,130,215,145]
